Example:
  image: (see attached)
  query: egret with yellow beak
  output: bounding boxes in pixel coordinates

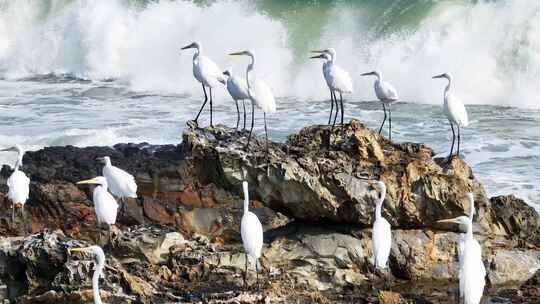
[1,145,30,227]
[69,246,106,304]
[229,50,276,171]
[437,212,485,304]
[77,176,118,244]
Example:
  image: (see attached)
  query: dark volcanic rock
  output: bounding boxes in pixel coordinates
[490,195,540,245]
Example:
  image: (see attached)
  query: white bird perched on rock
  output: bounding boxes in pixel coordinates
[240,181,263,289]
[69,246,106,304]
[1,145,30,225]
[433,73,469,162]
[97,156,137,214]
[437,210,485,304]
[223,70,250,130]
[229,50,276,171]
[368,180,392,271]
[361,70,399,140]
[181,41,225,127]
[310,48,353,127]
[77,176,118,244]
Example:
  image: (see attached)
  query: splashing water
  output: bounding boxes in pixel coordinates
[0,0,539,210]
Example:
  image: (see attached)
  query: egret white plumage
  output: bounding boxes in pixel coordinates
[77,176,118,243]
[240,181,263,289]
[181,41,225,127]
[368,180,392,271]
[69,246,106,304]
[228,50,276,167]
[361,71,399,140]
[310,48,353,126]
[97,156,137,215]
[433,73,469,162]
[438,213,485,304]
[1,145,30,225]
[223,70,250,130]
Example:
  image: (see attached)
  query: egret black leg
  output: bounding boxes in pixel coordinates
[264,112,270,176]
[388,103,392,141]
[235,99,240,130]
[448,122,456,162]
[328,89,334,125]
[339,92,344,125]
[246,99,255,149]
[332,91,339,127]
[209,87,213,127]
[194,84,208,126]
[11,204,15,226]
[457,125,461,157]
[378,103,387,134]
[242,100,247,130]
[244,253,248,289]
[256,259,260,291]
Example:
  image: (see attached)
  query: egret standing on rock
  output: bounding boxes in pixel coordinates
[97,156,137,215]
[369,180,392,272]
[437,211,485,304]
[77,177,118,244]
[229,50,276,169]
[361,71,399,140]
[240,181,263,289]
[181,41,225,127]
[433,73,469,162]
[310,49,353,126]
[1,145,30,226]
[70,246,106,304]
[223,70,250,130]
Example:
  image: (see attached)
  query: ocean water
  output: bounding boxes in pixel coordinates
[0,0,539,210]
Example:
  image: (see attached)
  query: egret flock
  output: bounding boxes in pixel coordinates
[0,41,488,304]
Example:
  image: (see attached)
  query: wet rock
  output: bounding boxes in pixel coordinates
[182,120,501,235]
[487,249,540,285]
[489,195,540,245]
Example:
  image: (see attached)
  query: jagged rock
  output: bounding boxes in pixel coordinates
[182,120,503,236]
[489,195,540,245]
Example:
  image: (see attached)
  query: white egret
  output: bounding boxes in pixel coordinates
[97,156,137,215]
[181,41,225,127]
[228,50,276,168]
[361,71,399,140]
[223,70,250,130]
[77,177,118,243]
[438,214,485,304]
[70,246,106,304]
[1,145,30,224]
[310,48,353,126]
[368,180,392,271]
[433,73,469,162]
[240,181,263,289]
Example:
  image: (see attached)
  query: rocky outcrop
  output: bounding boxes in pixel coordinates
[0,121,538,303]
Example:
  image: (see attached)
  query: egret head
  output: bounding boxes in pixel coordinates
[96,156,111,166]
[1,145,24,154]
[229,50,254,58]
[432,73,451,80]
[77,176,108,187]
[367,180,386,202]
[361,71,381,78]
[437,215,471,232]
[181,41,201,51]
[309,53,331,61]
[310,48,336,58]
[69,245,105,264]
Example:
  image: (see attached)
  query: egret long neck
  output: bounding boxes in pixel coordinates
[246,55,255,91]
[444,77,452,96]
[243,183,249,214]
[375,192,385,219]
[465,220,473,237]
[14,151,23,171]
[92,261,104,304]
